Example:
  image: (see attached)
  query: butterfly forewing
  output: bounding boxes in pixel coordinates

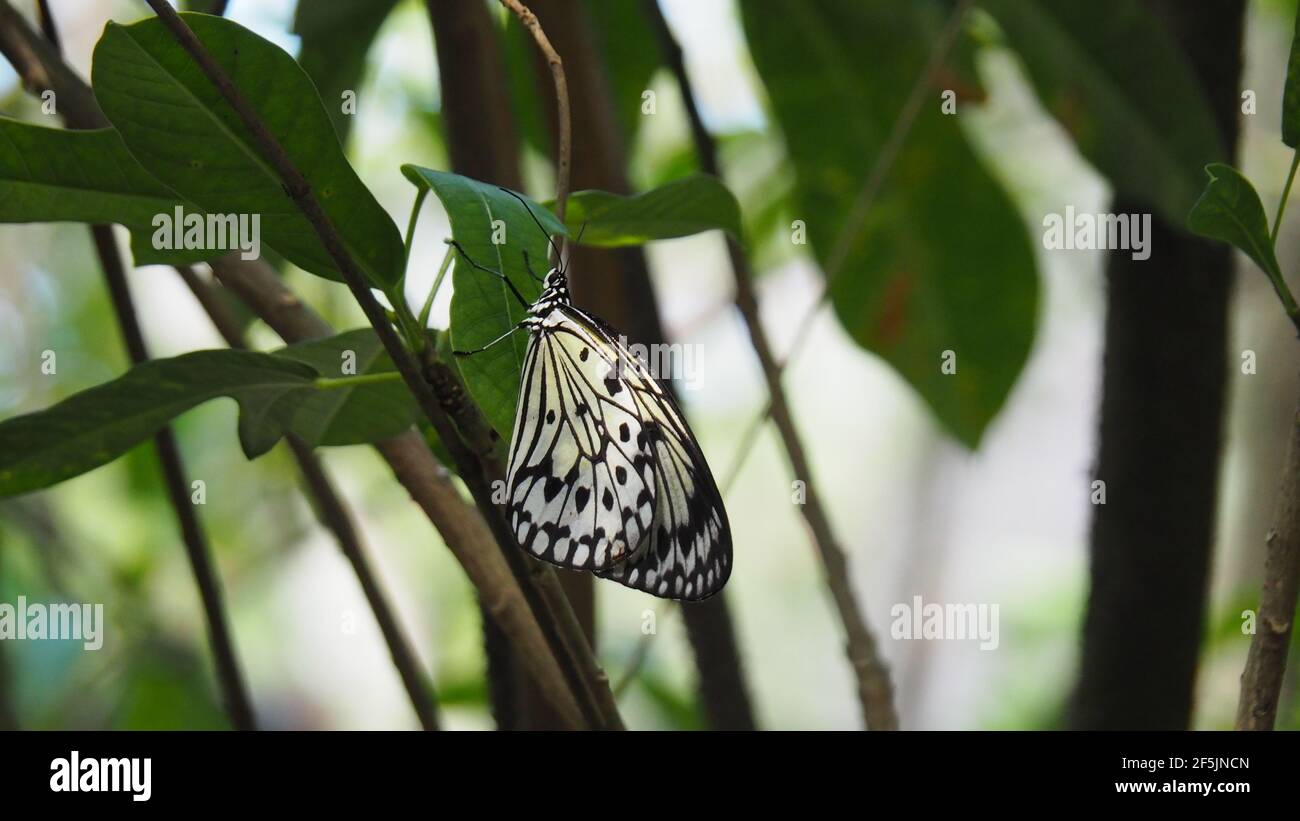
[506,304,732,601]
[507,310,657,572]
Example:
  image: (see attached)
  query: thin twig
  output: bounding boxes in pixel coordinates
[0,1,104,127]
[34,0,58,51]
[721,0,975,489]
[612,602,671,697]
[173,264,247,345]
[176,266,441,731]
[287,438,442,730]
[647,0,898,729]
[1272,150,1300,246]
[90,226,256,729]
[499,0,570,258]
[1236,393,1300,729]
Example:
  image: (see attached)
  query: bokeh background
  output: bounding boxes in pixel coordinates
[1,0,1297,730]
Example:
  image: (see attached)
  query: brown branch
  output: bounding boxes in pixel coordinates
[90,226,256,729]
[173,264,247,346]
[1236,395,1300,729]
[0,1,104,128]
[427,0,564,728]
[34,0,58,52]
[499,0,570,249]
[646,0,896,730]
[176,265,441,731]
[287,437,442,730]
[420,353,624,728]
[1073,0,1243,730]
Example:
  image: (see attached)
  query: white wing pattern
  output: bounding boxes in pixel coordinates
[506,304,732,601]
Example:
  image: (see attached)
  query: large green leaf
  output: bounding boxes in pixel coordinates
[0,351,317,497]
[742,0,1038,447]
[90,13,404,288]
[401,166,567,438]
[0,332,421,497]
[981,0,1225,222]
[293,0,401,144]
[1189,164,1290,308]
[274,328,418,447]
[554,175,742,247]
[0,119,207,265]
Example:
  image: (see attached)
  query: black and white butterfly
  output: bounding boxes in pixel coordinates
[451,193,732,601]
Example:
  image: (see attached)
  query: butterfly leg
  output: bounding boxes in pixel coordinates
[453,324,525,357]
[448,240,531,309]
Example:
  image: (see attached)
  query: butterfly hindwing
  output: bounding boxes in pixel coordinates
[583,312,731,601]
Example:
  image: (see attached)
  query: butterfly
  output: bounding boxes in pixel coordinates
[450,191,732,601]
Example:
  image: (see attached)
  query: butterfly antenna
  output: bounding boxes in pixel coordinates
[559,221,588,275]
[499,187,564,269]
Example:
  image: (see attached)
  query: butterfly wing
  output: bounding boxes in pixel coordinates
[506,306,732,601]
[571,308,732,601]
[506,312,658,572]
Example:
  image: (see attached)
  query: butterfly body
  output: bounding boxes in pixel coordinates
[503,266,732,601]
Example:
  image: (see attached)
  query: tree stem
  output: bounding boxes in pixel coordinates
[1272,149,1300,246]
[314,372,404,390]
[498,0,570,260]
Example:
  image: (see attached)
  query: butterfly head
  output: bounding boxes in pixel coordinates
[526,265,570,317]
[543,267,567,292]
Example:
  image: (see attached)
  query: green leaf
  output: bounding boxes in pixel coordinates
[1188,163,1285,283]
[554,175,742,247]
[401,166,566,439]
[0,119,205,265]
[274,329,418,447]
[0,351,317,497]
[293,0,401,144]
[742,0,1038,447]
[1285,5,1300,147]
[981,0,1225,222]
[90,13,404,288]
[0,334,423,497]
